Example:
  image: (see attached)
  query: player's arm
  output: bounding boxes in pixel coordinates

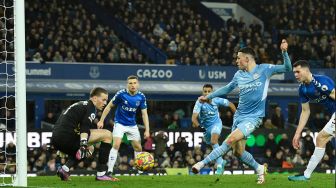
[141,108,150,139]
[192,101,201,127]
[228,102,236,113]
[329,89,335,100]
[266,39,292,76]
[292,102,310,149]
[202,79,237,102]
[97,100,115,129]
[191,112,200,128]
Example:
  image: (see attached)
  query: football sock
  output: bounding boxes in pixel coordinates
[203,142,230,164]
[99,142,112,165]
[107,148,118,172]
[239,151,259,171]
[61,165,69,172]
[304,147,325,178]
[212,144,224,166]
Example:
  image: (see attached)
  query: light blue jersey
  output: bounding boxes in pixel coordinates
[193,97,230,129]
[299,74,335,115]
[112,89,147,126]
[207,52,292,136]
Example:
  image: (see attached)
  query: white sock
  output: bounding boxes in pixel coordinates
[62,165,69,172]
[108,148,118,172]
[304,147,325,178]
[96,171,106,176]
[256,164,264,175]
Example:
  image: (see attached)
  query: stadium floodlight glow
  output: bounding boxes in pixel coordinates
[256,134,266,147]
[275,134,282,144]
[246,135,256,147]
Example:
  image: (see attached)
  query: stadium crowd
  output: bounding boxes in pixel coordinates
[17,0,335,67]
[24,0,150,64]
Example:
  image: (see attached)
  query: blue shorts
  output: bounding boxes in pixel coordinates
[231,116,262,138]
[203,123,222,145]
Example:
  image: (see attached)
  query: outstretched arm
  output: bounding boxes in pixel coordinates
[97,100,114,129]
[206,81,237,100]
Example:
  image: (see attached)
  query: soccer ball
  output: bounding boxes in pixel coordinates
[134,152,154,171]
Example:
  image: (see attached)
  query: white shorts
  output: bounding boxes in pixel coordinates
[322,113,335,137]
[113,123,141,141]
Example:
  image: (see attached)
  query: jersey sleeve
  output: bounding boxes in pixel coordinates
[80,101,95,134]
[264,52,292,77]
[316,76,335,96]
[299,86,309,104]
[140,94,147,110]
[192,100,201,114]
[214,97,230,107]
[207,73,238,99]
[111,90,122,105]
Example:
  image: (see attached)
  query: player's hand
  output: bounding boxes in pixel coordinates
[76,139,90,160]
[292,133,301,150]
[97,120,104,129]
[192,123,199,128]
[144,130,150,139]
[198,96,210,103]
[280,39,288,52]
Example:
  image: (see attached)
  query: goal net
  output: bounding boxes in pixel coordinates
[0,0,27,186]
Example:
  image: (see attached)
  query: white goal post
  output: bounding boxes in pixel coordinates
[13,0,27,186]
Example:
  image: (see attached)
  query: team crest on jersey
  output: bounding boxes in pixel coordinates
[253,73,260,79]
[321,85,328,91]
[136,101,140,106]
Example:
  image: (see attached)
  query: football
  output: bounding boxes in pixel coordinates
[134,152,154,171]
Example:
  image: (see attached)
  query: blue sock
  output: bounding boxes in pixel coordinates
[212,144,224,166]
[203,142,230,164]
[239,151,259,170]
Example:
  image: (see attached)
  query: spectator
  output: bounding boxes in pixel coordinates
[153,131,169,161]
[271,106,285,129]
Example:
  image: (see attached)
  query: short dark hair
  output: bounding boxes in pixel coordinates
[293,60,310,69]
[238,47,256,59]
[203,84,213,89]
[127,75,138,80]
[90,87,108,97]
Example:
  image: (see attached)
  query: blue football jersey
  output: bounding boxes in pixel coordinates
[112,89,147,126]
[299,74,335,114]
[207,54,291,119]
[193,97,229,129]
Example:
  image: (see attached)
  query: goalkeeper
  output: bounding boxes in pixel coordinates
[51,87,118,181]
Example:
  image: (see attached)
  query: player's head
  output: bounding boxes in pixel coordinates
[236,47,256,70]
[90,87,108,110]
[127,75,139,93]
[202,84,213,96]
[293,60,311,83]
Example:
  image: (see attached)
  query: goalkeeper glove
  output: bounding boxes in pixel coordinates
[76,138,89,160]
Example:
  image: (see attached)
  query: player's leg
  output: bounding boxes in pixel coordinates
[104,123,124,178]
[289,113,335,181]
[192,128,244,173]
[210,124,226,175]
[127,125,143,158]
[233,139,267,184]
[88,129,114,179]
[52,128,80,181]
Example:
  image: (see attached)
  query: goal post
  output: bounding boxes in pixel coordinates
[13,0,27,186]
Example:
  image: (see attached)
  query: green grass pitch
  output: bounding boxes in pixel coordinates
[5,173,335,188]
